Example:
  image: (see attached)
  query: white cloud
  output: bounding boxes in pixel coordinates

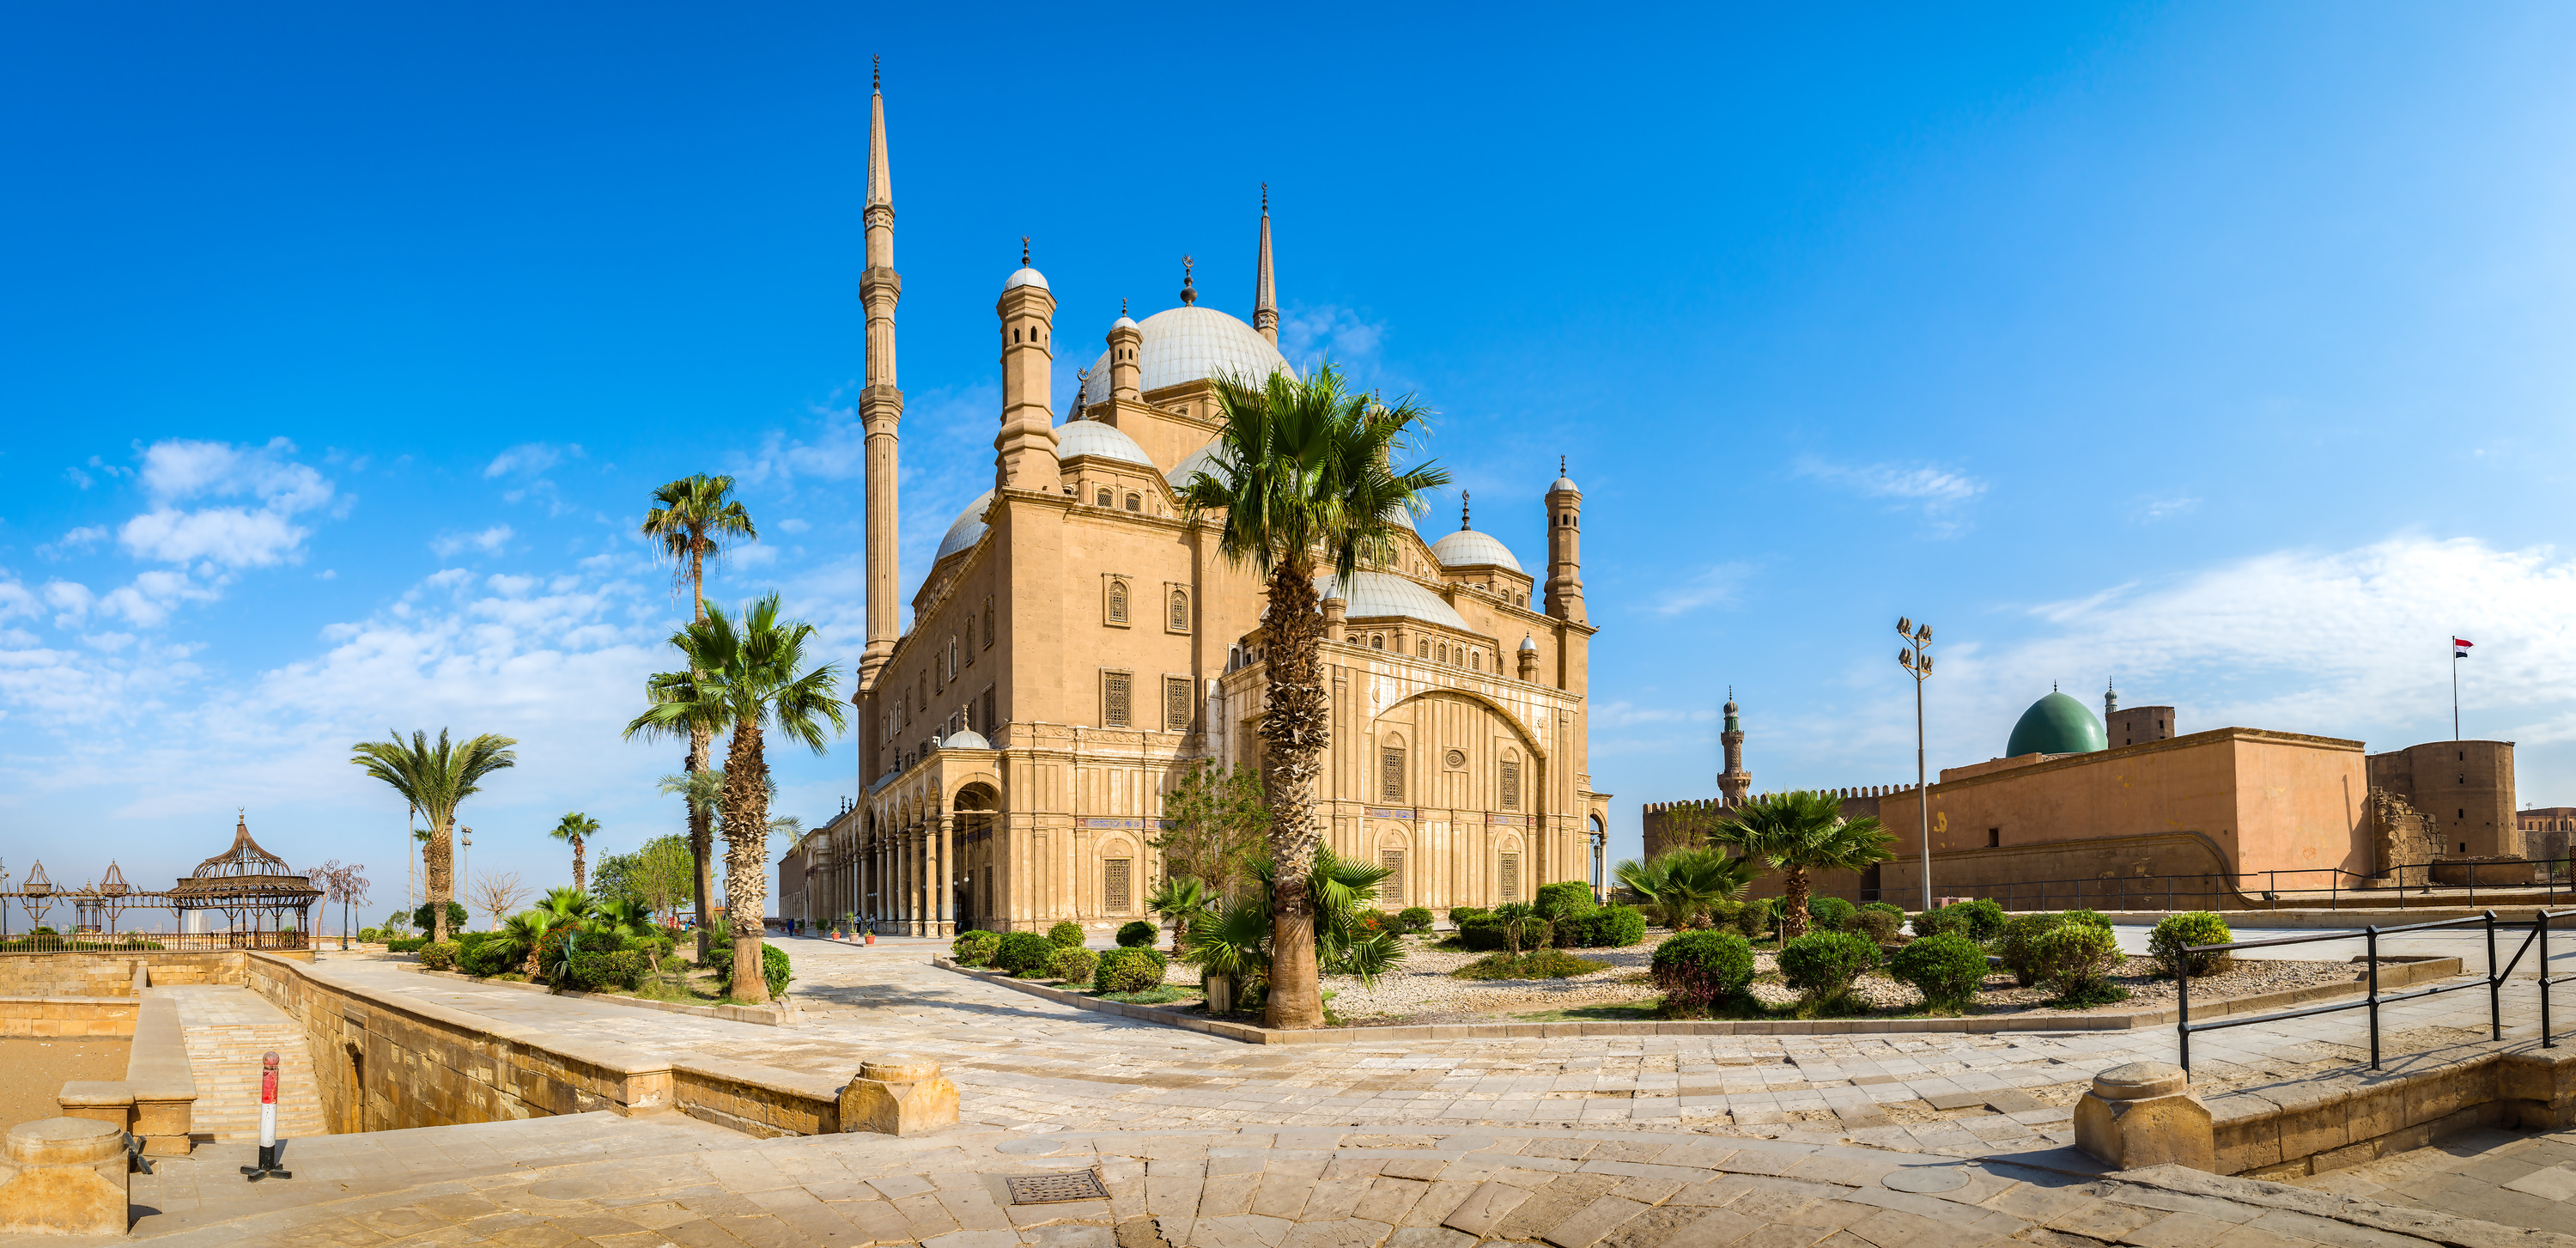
[483,442,580,478]
[100,570,219,628]
[41,581,94,628]
[1794,456,1988,535]
[429,526,513,558]
[118,507,308,568]
[775,518,811,534]
[63,467,93,490]
[487,574,538,597]
[1279,304,1386,369]
[39,527,107,560]
[138,437,332,513]
[0,580,39,623]
[2141,496,2201,521]
[1652,563,1756,617]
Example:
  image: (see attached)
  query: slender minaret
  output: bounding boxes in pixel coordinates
[1719,689,1752,807]
[1544,456,1585,623]
[1108,299,1141,401]
[2104,678,2118,721]
[859,57,903,691]
[1253,185,1278,344]
[993,237,1059,490]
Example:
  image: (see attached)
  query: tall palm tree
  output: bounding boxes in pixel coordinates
[1174,363,1447,1029]
[1704,790,1896,941]
[349,730,518,943]
[640,474,757,959]
[1613,848,1759,930]
[549,812,602,893]
[624,592,844,1004]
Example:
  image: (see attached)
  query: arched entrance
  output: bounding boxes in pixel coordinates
[953,784,999,933]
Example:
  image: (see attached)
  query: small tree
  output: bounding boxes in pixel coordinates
[1150,762,1269,900]
[471,870,531,932]
[549,813,602,892]
[1704,791,1895,942]
[304,861,371,951]
[349,729,519,943]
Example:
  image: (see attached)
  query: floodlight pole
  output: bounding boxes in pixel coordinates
[1899,619,1935,911]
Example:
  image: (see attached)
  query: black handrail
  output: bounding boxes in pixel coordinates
[2175,908,2576,1074]
[1861,857,2569,914]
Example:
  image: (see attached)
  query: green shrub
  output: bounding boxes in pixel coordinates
[2062,909,2113,932]
[1448,906,1490,927]
[1396,907,1434,934]
[1452,948,1609,980]
[410,900,470,936]
[1047,921,1085,948]
[1854,903,1904,942]
[1534,880,1597,921]
[416,941,459,971]
[1911,906,1970,941]
[1649,929,1756,1018]
[1736,898,1777,941]
[951,930,1001,966]
[357,927,383,942]
[1048,946,1100,983]
[1778,931,1881,1009]
[1094,947,1168,994]
[1890,934,1989,1013]
[1806,897,1857,932]
[459,939,516,977]
[1996,913,2069,986]
[1558,905,1649,948]
[996,931,1056,976]
[386,936,428,953]
[1953,898,2008,942]
[755,943,793,998]
[2149,912,2233,977]
[2030,922,2126,1005]
[566,950,648,993]
[1115,921,1158,948]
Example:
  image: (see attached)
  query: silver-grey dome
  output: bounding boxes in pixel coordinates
[1080,306,1290,408]
[942,729,993,750]
[1053,419,1154,466]
[934,490,993,563]
[1518,635,1537,652]
[1167,441,1225,487]
[1431,528,1522,572]
[1004,266,1049,291]
[1315,571,1470,631]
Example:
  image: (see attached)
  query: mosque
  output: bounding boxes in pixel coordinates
[787,73,1611,936]
[1643,686,2523,909]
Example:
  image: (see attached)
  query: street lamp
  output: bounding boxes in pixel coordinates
[1897,618,1935,911]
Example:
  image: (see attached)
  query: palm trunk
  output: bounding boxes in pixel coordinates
[721,722,772,1004]
[688,551,715,962]
[573,839,586,893]
[1259,557,1328,1030]
[1782,869,1810,943]
[426,816,453,943]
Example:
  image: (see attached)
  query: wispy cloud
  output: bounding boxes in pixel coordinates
[2141,496,2200,521]
[1652,562,1757,616]
[1794,456,1988,535]
[483,442,580,478]
[1279,304,1388,373]
[429,525,513,558]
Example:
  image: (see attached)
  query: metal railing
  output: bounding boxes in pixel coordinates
[2175,908,2576,1075]
[1862,857,2571,914]
[0,930,310,954]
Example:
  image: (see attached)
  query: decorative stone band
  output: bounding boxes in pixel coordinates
[1080,819,1175,831]
[1364,807,1414,820]
[1486,814,1527,826]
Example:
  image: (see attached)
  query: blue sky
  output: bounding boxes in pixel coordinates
[7,3,2576,913]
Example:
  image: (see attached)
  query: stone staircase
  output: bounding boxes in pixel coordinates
[158,986,330,1142]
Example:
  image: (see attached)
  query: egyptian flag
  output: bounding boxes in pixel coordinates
[2455,636,2475,659]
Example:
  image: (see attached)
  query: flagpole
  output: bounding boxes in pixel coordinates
[2454,644,2461,741]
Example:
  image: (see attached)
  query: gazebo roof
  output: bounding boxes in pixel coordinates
[167,813,320,904]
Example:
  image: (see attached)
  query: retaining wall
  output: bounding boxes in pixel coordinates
[0,997,137,1038]
[2214,1041,2576,1178]
[0,951,254,997]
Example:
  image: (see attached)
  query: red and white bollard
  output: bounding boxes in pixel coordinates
[239,1050,292,1181]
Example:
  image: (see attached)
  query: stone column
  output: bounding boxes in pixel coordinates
[937,813,955,937]
[0,1117,127,1235]
[2075,1062,2214,1172]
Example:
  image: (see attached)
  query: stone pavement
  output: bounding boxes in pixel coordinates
[2294,1118,2576,1236]
[159,983,329,1142]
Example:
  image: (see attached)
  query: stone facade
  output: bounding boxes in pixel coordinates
[2368,739,2518,860]
[2367,787,2439,884]
[807,81,1609,935]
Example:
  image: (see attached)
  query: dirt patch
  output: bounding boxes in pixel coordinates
[0,1037,128,1127]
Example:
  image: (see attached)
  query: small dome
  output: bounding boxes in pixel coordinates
[1315,570,1470,631]
[934,490,994,563]
[1167,440,1225,487]
[1053,419,1154,466]
[1518,635,1537,652]
[1004,267,1049,291]
[1552,474,1580,494]
[1111,314,1138,330]
[1431,528,1522,572]
[942,729,993,750]
[2006,691,2109,758]
[1080,306,1291,408]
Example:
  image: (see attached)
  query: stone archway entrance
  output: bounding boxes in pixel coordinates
[953,785,999,934]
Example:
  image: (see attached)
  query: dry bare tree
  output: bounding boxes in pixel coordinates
[471,870,532,930]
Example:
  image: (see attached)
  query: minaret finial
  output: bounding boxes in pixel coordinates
[1461,492,1471,530]
[1180,255,1196,306]
[872,54,880,91]
[1121,297,1128,316]
[1021,236,1030,267]
[1253,188,1278,342]
[1560,454,1567,476]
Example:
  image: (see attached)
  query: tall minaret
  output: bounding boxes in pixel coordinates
[859,58,903,692]
[1253,185,1278,344]
[1718,689,1752,807]
[2104,678,2118,721]
[1108,300,1141,402]
[993,238,1059,490]
[1544,457,1585,623]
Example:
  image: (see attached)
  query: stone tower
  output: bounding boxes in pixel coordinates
[993,240,1059,491]
[1253,186,1279,345]
[1544,459,1585,623]
[1106,301,1141,402]
[1718,691,1751,807]
[859,58,904,692]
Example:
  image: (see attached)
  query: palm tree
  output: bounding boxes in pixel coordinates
[489,910,552,978]
[1173,363,1448,1028]
[545,812,600,892]
[639,474,757,960]
[1146,876,1218,959]
[624,592,844,1004]
[349,730,519,943]
[1704,790,1896,941]
[1614,848,1759,930]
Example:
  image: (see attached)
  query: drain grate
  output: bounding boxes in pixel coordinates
[1006,1170,1109,1204]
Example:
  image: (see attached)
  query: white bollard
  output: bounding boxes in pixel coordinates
[240,1050,293,1180]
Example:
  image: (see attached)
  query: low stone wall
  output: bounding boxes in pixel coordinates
[125,995,197,1156]
[2213,1041,2576,1178]
[239,953,847,1138]
[0,950,251,997]
[0,996,137,1038]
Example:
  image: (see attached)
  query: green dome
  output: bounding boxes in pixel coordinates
[2006,691,2108,758]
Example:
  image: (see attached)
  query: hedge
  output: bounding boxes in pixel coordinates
[951,930,1001,967]
[1115,921,1158,948]
[1047,921,1086,948]
[1048,947,1100,984]
[996,931,1057,976]
[1649,930,1755,1017]
[1093,947,1167,994]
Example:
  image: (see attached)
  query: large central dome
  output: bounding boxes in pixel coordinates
[2006,691,2109,758]
[1080,307,1291,409]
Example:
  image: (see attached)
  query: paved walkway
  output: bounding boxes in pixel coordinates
[159,983,329,1142]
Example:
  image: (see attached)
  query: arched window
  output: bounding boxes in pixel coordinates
[1168,588,1189,632]
[1097,488,1113,507]
[1418,638,1430,658]
[1124,493,1141,513]
[982,597,995,648]
[1470,650,1481,672]
[1437,642,1448,662]
[1499,752,1521,812]
[1370,634,1385,650]
[963,616,975,664]
[1107,580,1128,624]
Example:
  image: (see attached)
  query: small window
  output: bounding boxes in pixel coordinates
[1500,755,1520,810]
[963,617,975,663]
[1987,827,2001,848]
[1125,493,1141,512]
[1097,488,1113,507]
[1470,650,1481,671]
[1108,580,1128,624]
[1382,850,1406,905]
[1164,676,1193,733]
[1437,642,1448,662]
[1499,851,1521,902]
[1103,672,1133,727]
[982,687,997,737]
[1418,638,1430,658]
[1381,747,1405,801]
[983,598,995,648]
[1371,634,1384,650]
[1168,588,1189,632]
[1105,858,1133,912]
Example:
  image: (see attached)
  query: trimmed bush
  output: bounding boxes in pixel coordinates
[1558,905,1649,948]
[1116,921,1158,948]
[416,941,459,971]
[1048,946,1100,983]
[2030,922,2125,1004]
[1459,914,1552,953]
[1534,880,1597,921]
[1047,921,1085,948]
[459,939,516,978]
[1649,929,1756,1018]
[754,943,793,997]
[566,950,648,993]
[1855,903,1904,942]
[1448,906,1490,927]
[996,931,1056,976]
[2149,911,2233,977]
[1778,931,1881,1008]
[1806,897,1857,933]
[386,936,428,954]
[411,900,470,936]
[951,930,1001,966]
[1953,898,2008,942]
[1996,913,2069,986]
[1736,898,1777,941]
[1911,906,1970,941]
[2062,909,2113,931]
[1093,947,1168,994]
[1396,907,1434,934]
[1890,934,1989,1012]
[1452,948,1609,980]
